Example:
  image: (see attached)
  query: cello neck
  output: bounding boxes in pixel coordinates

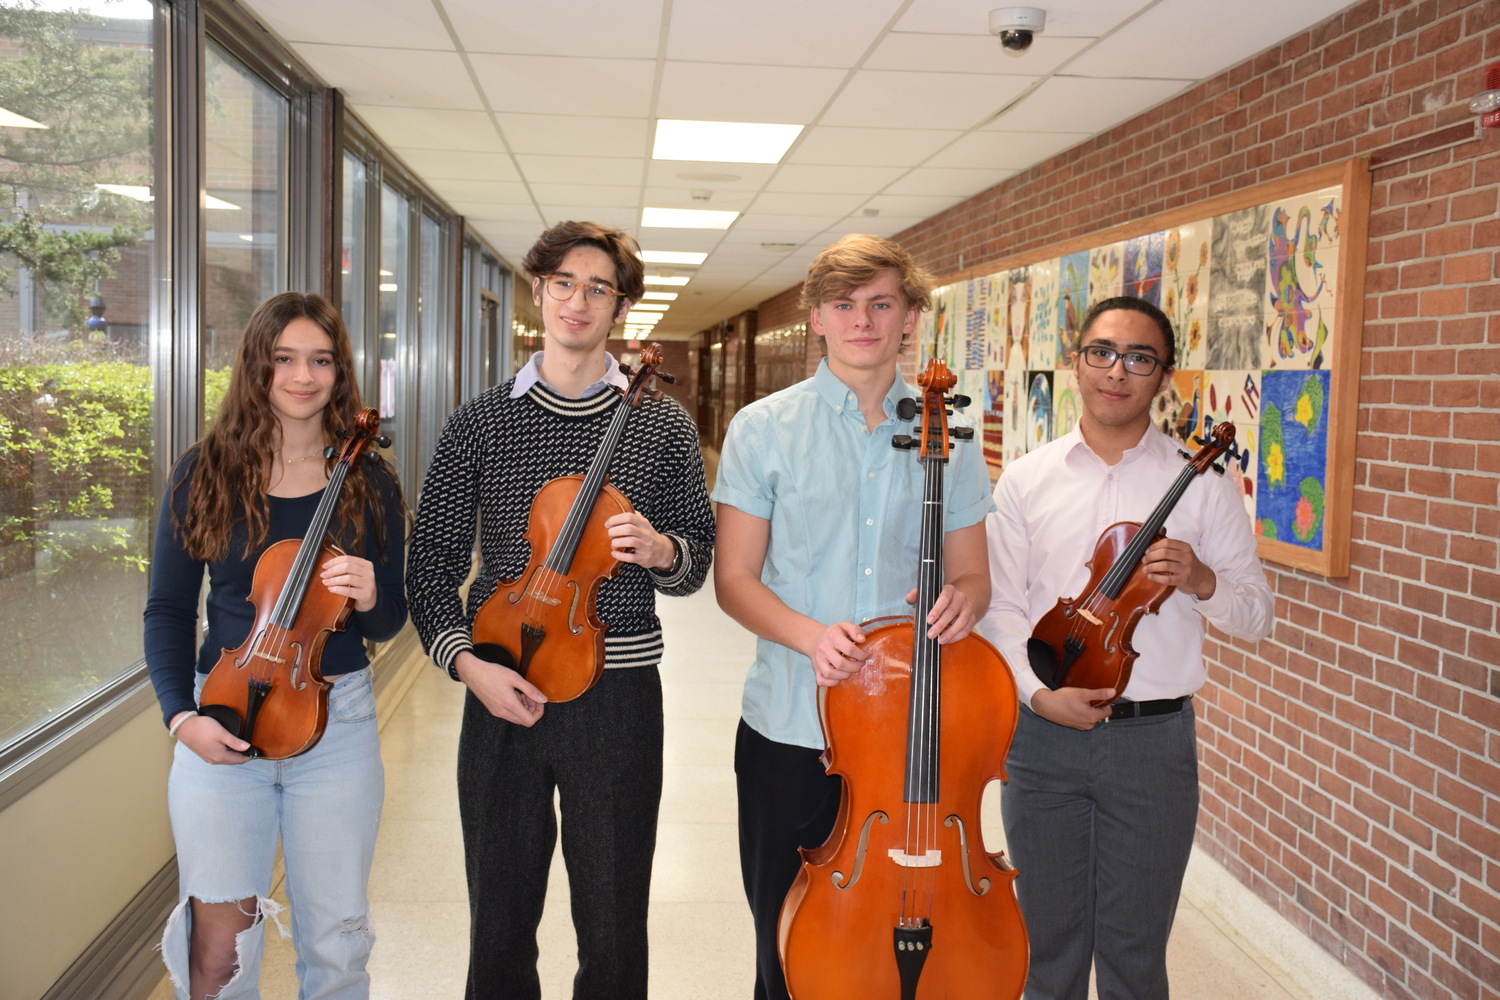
[902,360,960,806]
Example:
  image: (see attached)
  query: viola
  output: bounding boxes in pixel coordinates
[778,358,1028,1000]
[1027,422,1237,706]
[197,408,389,759]
[470,344,673,702]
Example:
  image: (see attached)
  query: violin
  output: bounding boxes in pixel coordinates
[470,344,674,702]
[197,408,389,759]
[778,358,1028,1000]
[1027,422,1237,706]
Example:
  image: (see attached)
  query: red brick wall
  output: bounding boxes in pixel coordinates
[746,1,1499,997]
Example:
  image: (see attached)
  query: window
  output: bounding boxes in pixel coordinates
[378,182,411,487]
[0,0,158,747]
[202,38,288,401]
[341,150,369,379]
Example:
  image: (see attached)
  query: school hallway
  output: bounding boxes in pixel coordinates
[147,562,1377,1000]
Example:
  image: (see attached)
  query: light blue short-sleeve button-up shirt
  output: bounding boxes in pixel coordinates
[712,358,995,750]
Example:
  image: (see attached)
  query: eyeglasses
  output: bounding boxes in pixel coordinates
[1078,345,1165,376]
[541,274,623,310]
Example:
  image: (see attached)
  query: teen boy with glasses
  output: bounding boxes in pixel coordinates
[980,295,1273,1000]
[406,220,715,1000]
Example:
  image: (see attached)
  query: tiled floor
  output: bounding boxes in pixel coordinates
[148,573,1378,999]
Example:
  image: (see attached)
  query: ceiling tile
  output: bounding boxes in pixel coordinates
[990,75,1194,134]
[1075,0,1355,80]
[750,192,866,218]
[389,149,522,183]
[765,163,908,194]
[893,0,1151,37]
[493,113,651,158]
[237,0,454,48]
[528,183,641,207]
[865,32,1086,76]
[821,70,1032,130]
[883,166,1018,198]
[468,54,655,117]
[446,0,667,60]
[356,107,505,152]
[786,126,963,168]
[646,160,777,189]
[513,154,642,186]
[656,62,847,123]
[296,45,483,110]
[930,130,1092,170]
[664,0,905,67]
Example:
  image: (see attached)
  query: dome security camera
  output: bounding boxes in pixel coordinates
[989,7,1046,53]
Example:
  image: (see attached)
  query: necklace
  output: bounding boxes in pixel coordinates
[279,451,325,465]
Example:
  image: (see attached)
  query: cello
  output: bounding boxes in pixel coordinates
[1027,422,1237,705]
[778,358,1028,1000]
[470,344,673,702]
[197,408,389,759]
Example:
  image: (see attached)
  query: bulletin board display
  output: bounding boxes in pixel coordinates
[919,159,1370,577]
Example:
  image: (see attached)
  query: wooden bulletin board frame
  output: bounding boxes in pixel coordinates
[920,158,1370,577]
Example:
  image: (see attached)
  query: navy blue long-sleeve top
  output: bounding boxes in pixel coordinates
[143,449,408,727]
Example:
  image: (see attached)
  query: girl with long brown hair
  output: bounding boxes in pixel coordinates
[143,292,407,1000]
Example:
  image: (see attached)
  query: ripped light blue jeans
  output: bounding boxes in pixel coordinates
[162,668,384,1000]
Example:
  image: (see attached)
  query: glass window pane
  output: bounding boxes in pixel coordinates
[0,1,158,746]
[416,210,446,485]
[341,151,367,375]
[202,39,287,401]
[378,184,409,480]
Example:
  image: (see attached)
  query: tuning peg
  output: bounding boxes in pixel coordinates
[657,371,677,384]
[950,427,974,441]
[896,398,918,420]
[951,394,971,409]
[322,445,336,459]
[377,435,392,449]
[648,389,664,403]
[892,435,917,450]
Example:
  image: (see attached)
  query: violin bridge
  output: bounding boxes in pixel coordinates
[888,848,942,868]
[251,650,286,664]
[1078,608,1103,626]
[527,589,561,607]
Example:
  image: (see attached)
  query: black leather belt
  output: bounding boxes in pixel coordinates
[1106,697,1188,722]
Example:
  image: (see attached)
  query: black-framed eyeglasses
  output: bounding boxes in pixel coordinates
[1079,345,1165,376]
[541,274,623,310]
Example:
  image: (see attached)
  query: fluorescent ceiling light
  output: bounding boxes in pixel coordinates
[643,291,679,301]
[643,207,737,230]
[2,107,47,129]
[653,119,803,164]
[641,250,707,266]
[379,283,399,292]
[629,303,670,312]
[644,274,691,286]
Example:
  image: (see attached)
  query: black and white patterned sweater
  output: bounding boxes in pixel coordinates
[406,378,715,679]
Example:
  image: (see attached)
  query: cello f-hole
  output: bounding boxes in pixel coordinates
[833,810,889,890]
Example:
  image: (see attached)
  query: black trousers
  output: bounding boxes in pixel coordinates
[734,719,842,1000]
[457,667,664,1000]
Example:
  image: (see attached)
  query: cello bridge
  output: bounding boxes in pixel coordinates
[888,848,942,868]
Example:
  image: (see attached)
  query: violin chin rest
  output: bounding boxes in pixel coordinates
[471,642,522,674]
[1026,638,1064,691]
[197,702,243,736]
